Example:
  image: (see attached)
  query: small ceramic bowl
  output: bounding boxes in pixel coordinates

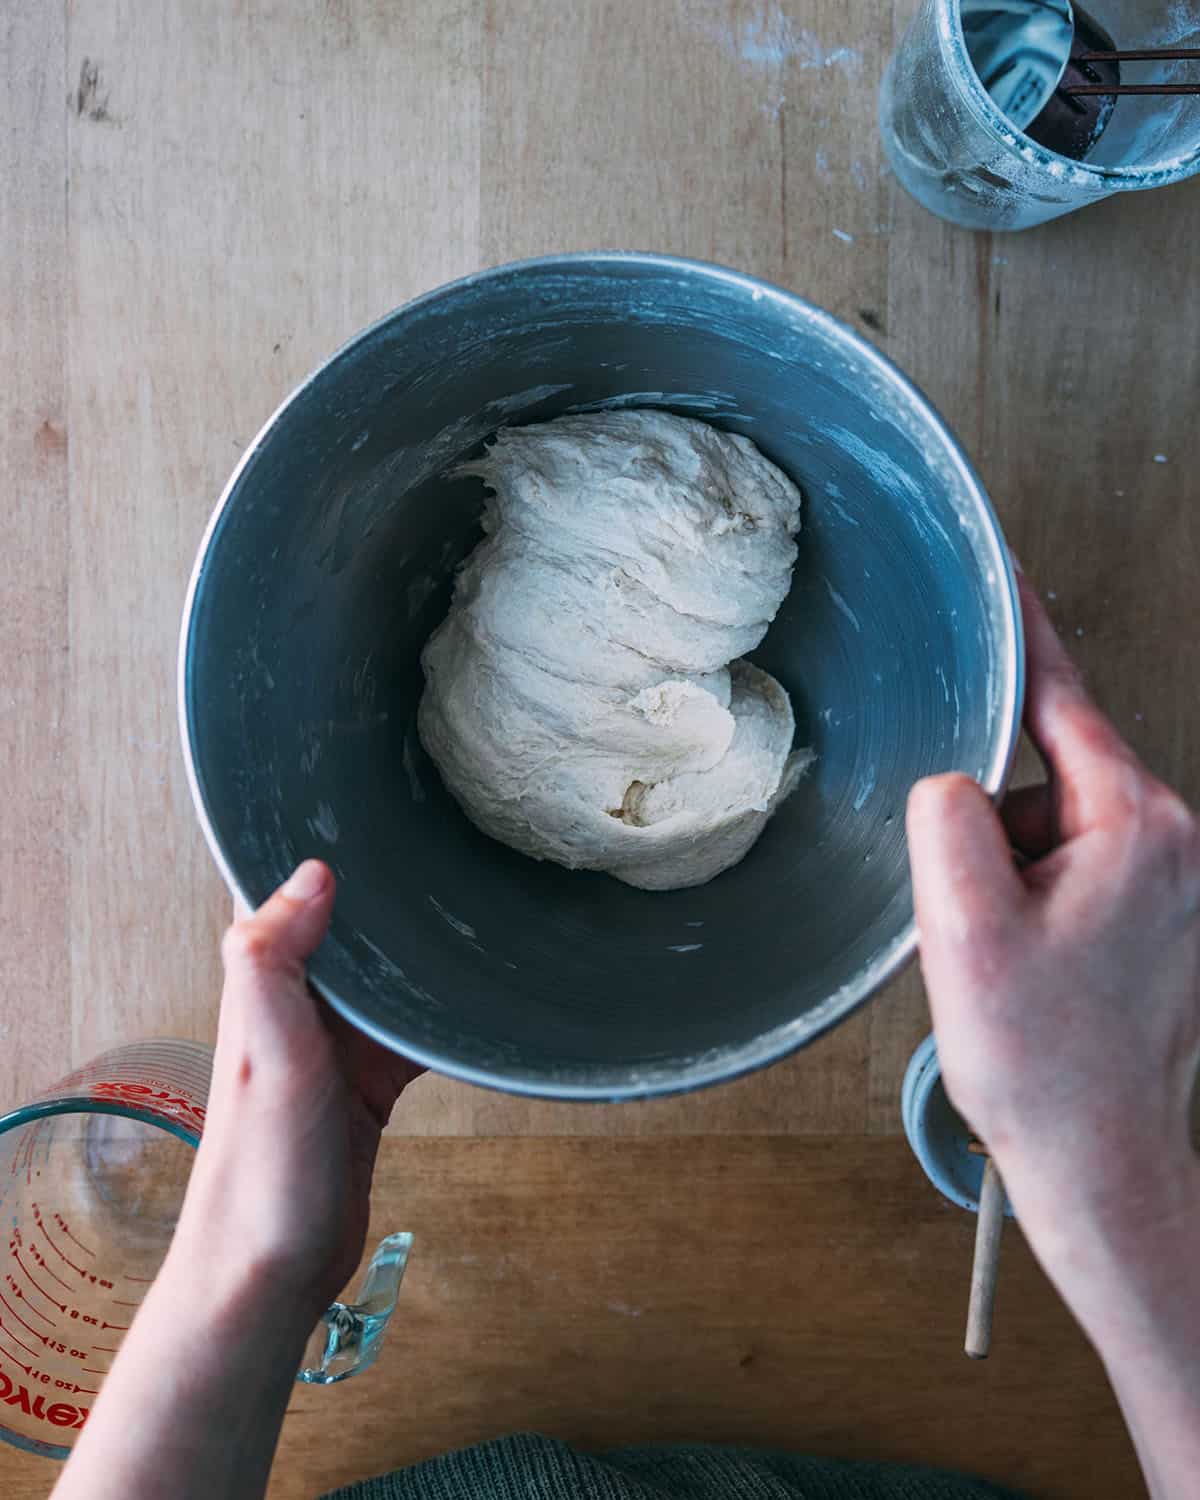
[901,1033,1013,1216]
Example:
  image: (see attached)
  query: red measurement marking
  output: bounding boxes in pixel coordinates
[32,1208,86,1277]
[91,1345,117,1354]
[0,1321,38,1359]
[112,1299,140,1309]
[53,1216,94,1258]
[81,1367,107,1376]
[13,1251,67,1313]
[29,1247,72,1293]
[0,1289,42,1342]
[100,1320,128,1332]
[0,1330,35,1369]
[75,1385,98,1395]
[4,1277,55,1326]
[0,1349,32,1377]
[123,1275,154,1284]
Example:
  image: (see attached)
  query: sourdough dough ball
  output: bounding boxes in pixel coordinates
[418,410,809,891]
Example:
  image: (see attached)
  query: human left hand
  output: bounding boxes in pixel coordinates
[52,861,422,1500]
[173,860,423,1320]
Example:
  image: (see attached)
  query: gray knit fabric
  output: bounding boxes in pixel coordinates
[323,1434,1029,1500]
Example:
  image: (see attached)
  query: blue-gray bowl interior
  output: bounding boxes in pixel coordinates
[182,255,1020,1099]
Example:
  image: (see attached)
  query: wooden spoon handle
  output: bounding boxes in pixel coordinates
[965,1157,1006,1360]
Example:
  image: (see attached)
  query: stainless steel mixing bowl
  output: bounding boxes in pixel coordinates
[179,253,1023,1100]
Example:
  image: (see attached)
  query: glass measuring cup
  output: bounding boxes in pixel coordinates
[881,0,1200,228]
[0,1040,411,1460]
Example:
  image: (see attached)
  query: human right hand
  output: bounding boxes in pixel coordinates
[906,574,1200,1497]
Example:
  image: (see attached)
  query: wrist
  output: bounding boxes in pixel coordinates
[157,1217,325,1353]
[167,1140,354,1331]
[1008,1162,1200,1360]
[54,1209,316,1500]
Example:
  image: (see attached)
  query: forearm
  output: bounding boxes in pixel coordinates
[1018,1187,1200,1500]
[1104,1338,1200,1500]
[1095,1229,1200,1500]
[46,863,407,1500]
[51,1234,315,1500]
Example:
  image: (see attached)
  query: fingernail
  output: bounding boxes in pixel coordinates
[1009,548,1025,574]
[283,860,328,902]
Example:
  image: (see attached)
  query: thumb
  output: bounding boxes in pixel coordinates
[906,774,1025,998]
[223,861,335,974]
[250,860,335,964]
[218,861,336,1060]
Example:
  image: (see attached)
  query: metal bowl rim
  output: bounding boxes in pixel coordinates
[177,250,1025,1101]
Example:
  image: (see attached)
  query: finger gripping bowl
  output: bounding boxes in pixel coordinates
[180,253,1023,1100]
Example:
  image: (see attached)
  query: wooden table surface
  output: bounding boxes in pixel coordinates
[3,1,1197,1495]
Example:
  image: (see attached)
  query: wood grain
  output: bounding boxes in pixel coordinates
[0,1138,1144,1500]
[4,0,1198,1494]
[0,1,71,1106]
[320,1137,1136,1500]
[394,1011,873,1136]
[60,0,487,1070]
[882,65,1200,807]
